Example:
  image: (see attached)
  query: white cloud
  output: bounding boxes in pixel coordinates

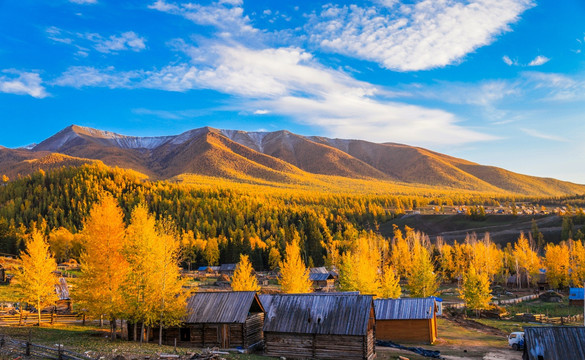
[528,55,550,66]
[54,44,493,146]
[520,128,567,142]
[132,108,208,119]
[254,109,270,115]
[308,0,534,71]
[53,66,137,88]
[148,0,256,37]
[0,70,48,98]
[503,55,516,66]
[46,28,146,54]
[69,0,97,4]
[86,31,146,53]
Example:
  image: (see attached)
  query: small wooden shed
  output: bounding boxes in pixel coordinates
[569,288,584,306]
[219,263,237,276]
[374,298,438,344]
[162,291,265,350]
[523,326,585,360]
[263,294,376,360]
[309,273,335,291]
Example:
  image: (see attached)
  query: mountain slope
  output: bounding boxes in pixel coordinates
[1,124,583,196]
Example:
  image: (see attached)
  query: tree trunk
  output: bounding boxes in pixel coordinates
[111,317,117,341]
[100,314,103,327]
[134,322,137,342]
[140,322,144,344]
[146,326,150,344]
[159,322,163,346]
[37,298,41,327]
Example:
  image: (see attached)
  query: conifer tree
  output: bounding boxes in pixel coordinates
[231,254,260,291]
[545,243,570,289]
[268,247,281,271]
[459,267,491,317]
[378,265,401,299]
[279,239,311,293]
[74,194,128,340]
[149,219,187,345]
[14,228,59,326]
[512,233,541,287]
[204,237,220,266]
[123,204,157,341]
[406,241,438,297]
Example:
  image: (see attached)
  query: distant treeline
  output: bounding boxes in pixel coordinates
[0,163,583,270]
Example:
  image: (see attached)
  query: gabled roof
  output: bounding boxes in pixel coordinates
[219,263,237,271]
[524,326,585,360]
[185,292,264,324]
[263,294,373,336]
[309,273,334,281]
[569,287,584,300]
[374,298,436,320]
[309,267,329,274]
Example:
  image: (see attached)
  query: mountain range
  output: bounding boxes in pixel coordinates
[1,125,583,196]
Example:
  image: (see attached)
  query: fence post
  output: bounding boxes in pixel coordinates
[51,310,55,325]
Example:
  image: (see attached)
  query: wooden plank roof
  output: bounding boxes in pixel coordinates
[524,326,585,360]
[185,291,264,324]
[374,298,436,320]
[309,273,334,281]
[263,294,373,336]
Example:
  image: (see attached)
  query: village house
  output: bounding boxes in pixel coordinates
[162,291,264,350]
[262,293,375,360]
[569,287,584,306]
[374,297,438,344]
[219,263,237,277]
[523,326,585,360]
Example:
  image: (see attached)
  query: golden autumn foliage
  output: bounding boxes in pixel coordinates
[231,254,260,291]
[545,242,570,289]
[268,247,281,271]
[13,228,59,326]
[459,266,492,315]
[74,194,129,338]
[378,265,401,299]
[406,236,438,298]
[569,239,585,286]
[512,233,541,287]
[279,239,311,293]
[338,236,381,295]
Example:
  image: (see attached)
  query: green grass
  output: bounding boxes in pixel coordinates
[0,284,19,303]
[474,319,538,334]
[504,298,582,318]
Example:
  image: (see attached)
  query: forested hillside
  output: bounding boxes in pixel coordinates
[0,163,584,271]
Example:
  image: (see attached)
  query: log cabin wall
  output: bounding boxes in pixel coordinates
[264,332,375,360]
[376,319,436,344]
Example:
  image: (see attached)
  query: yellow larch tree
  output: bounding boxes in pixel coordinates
[378,265,401,299]
[545,242,570,289]
[338,236,381,295]
[406,238,438,298]
[149,219,188,345]
[512,233,541,288]
[268,247,281,271]
[204,237,220,266]
[123,204,158,342]
[74,194,129,340]
[569,240,585,286]
[13,228,59,326]
[390,225,411,277]
[459,266,492,317]
[279,239,311,293]
[231,254,260,291]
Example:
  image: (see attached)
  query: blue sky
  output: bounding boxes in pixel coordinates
[1,0,585,183]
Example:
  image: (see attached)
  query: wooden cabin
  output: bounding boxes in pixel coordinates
[374,298,438,344]
[569,288,584,306]
[309,273,335,291]
[263,294,376,360]
[162,291,265,350]
[523,326,585,360]
[219,263,237,276]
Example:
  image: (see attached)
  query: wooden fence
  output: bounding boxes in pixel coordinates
[444,294,540,310]
[0,313,80,326]
[0,335,94,360]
